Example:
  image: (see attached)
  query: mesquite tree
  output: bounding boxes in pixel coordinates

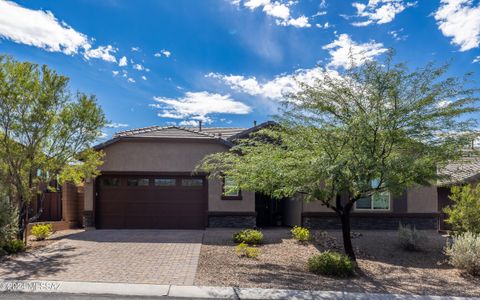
[198,53,478,261]
[0,55,106,241]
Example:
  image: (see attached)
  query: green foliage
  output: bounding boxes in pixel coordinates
[291,226,311,243]
[444,184,480,234]
[0,55,106,239]
[3,239,25,254]
[31,224,53,241]
[307,252,355,277]
[398,223,424,251]
[445,232,480,276]
[235,242,261,259]
[0,198,19,248]
[198,52,478,260]
[233,229,264,245]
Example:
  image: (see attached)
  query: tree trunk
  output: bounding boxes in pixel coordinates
[340,207,356,261]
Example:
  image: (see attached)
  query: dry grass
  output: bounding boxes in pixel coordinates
[195,228,480,297]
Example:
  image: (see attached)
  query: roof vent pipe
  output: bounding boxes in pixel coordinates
[253,120,257,127]
[199,120,202,131]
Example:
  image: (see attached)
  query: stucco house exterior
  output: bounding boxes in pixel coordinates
[82,122,440,230]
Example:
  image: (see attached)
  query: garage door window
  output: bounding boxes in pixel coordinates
[182,178,203,187]
[127,178,149,186]
[102,177,120,187]
[154,178,176,186]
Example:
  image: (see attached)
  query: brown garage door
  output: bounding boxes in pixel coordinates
[96,175,207,229]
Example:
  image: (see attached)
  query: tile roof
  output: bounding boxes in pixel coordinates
[114,126,247,140]
[438,152,480,186]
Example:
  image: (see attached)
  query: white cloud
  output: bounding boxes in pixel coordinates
[155,49,172,58]
[351,0,416,26]
[133,63,144,71]
[434,0,480,51]
[207,67,335,100]
[118,56,128,67]
[131,46,140,52]
[161,49,172,57]
[388,28,408,41]
[437,100,452,108]
[0,1,116,62]
[84,45,117,62]
[105,122,129,128]
[127,78,135,83]
[474,56,480,63]
[141,75,147,80]
[315,22,331,29]
[151,92,251,124]
[112,70,119,76]
[238,0,311,28]
[322,34,388,69]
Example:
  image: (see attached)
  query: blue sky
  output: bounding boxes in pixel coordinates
[1,0,479,138]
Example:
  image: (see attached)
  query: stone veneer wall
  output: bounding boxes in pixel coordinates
[208,215,256,228]
[303,214,439,230]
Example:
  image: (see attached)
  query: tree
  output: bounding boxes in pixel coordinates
[0,55,106,241]
[198,53,479,261]
[444,184,480,234]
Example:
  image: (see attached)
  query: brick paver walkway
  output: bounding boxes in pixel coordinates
[0,230,204,285]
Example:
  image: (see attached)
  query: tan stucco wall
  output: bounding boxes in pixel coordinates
[85,139,255,213]
[208,178,255,212]
[84,180,94,211]
[407,186,438,213]
[303,199,332,213]
[99,140,228,172]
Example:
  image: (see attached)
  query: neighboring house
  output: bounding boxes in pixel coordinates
[82,122,439,230]
[437,154,480,230]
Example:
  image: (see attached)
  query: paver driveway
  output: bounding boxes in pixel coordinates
[0,230,204,285]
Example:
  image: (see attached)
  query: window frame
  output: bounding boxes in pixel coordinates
[154,178,177,187]
[181,178,204,188]
[354,191,391,211]
[126,177,150,187]
[221,176,242,200]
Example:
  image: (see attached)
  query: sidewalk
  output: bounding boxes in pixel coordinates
[0,280,477,300]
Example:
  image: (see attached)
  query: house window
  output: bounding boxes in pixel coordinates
[181,178,203,187]
[127,178,149,186]
[154,178,176,186]
[222,176,242,200]
[102,177,120,187]
[355,191,390,210]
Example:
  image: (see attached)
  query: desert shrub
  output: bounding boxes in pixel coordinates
[444,184,480,234]
[3,239,25,254]
[31,223,53,241]
[445,232,480,276]
[308,252,354,277]
[0,197,19,248]
[235,242,261,259]
[291,226,311,243]
[398,223,424,251]
[233,229,263,245]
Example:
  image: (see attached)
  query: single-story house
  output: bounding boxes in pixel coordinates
[82,122,441,230]
[437,153,480,230]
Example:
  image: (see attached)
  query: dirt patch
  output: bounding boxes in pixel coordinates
[195,229,480,297]
[26,229,84,252]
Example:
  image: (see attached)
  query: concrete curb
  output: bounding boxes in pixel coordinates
[0,280,477,300]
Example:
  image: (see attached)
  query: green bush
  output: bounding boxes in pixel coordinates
[445,232,480,276]
[308,252,355,278]
[233,229,264,245]
[0,197,19,248]
[3,239,25,254]
[31,223,53,241]
[444,184,480,234]
[235,242,261,259]
[291,226,311,243]
[398,223,424,251]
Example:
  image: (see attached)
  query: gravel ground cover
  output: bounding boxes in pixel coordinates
[195,228,480,297]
